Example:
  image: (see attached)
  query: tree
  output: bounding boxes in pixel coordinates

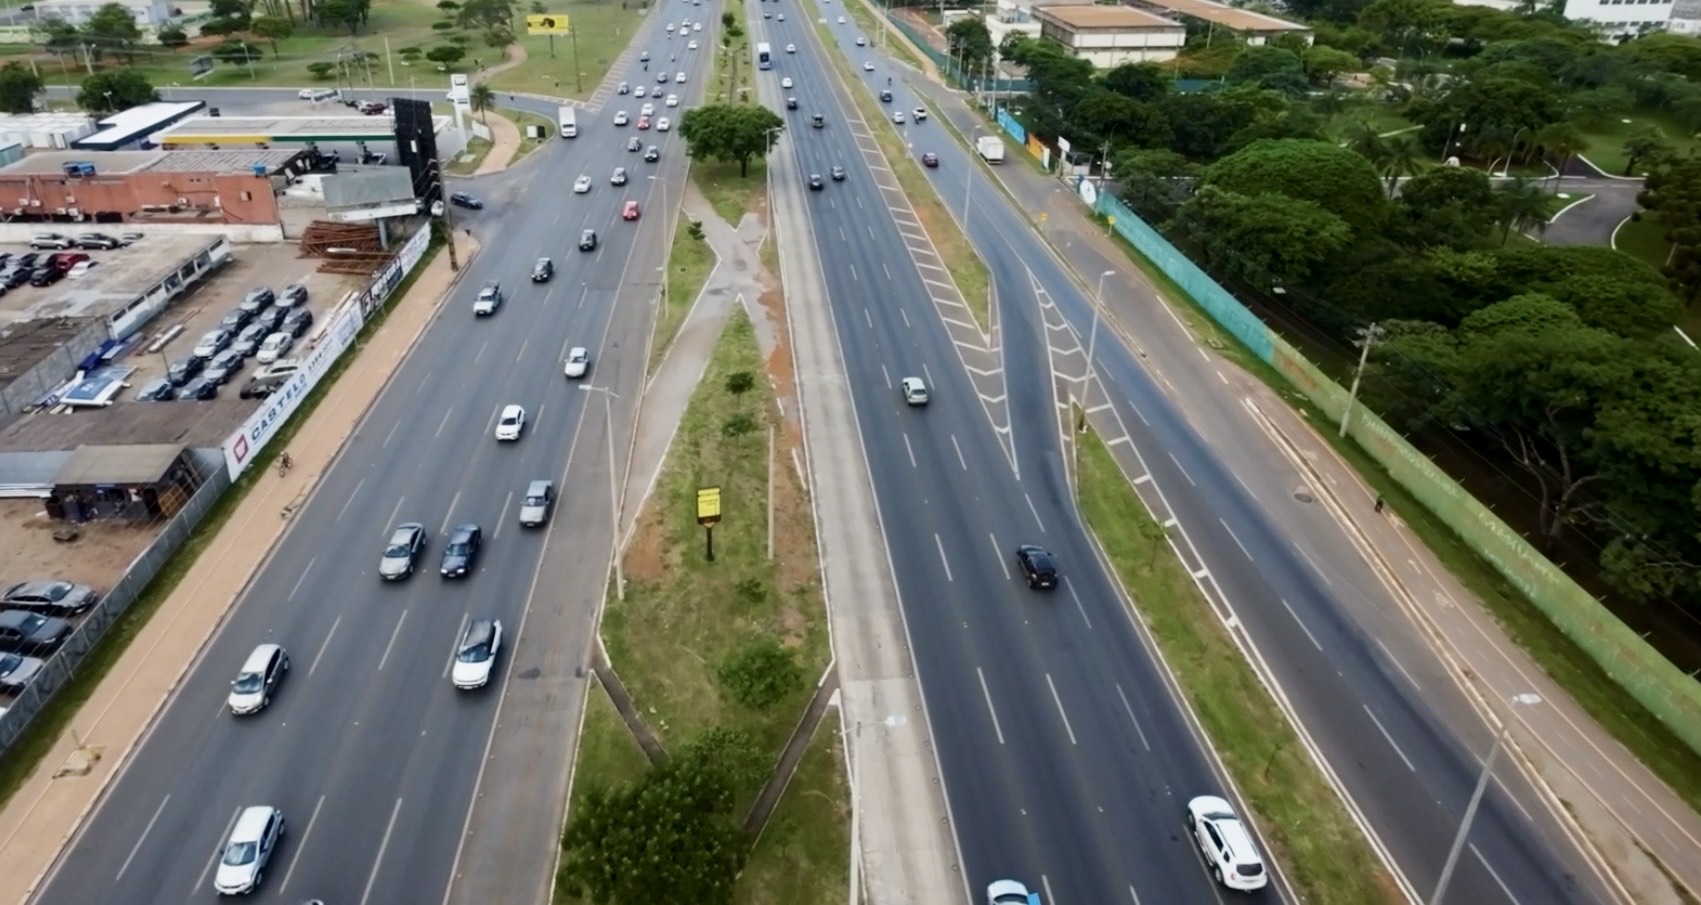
[156,25,189,48]
[1621,128,1675,177]
[0,62,42,115]
[1224,46,1309,97]
[1393,166,1500,249]
[1174,185,1353,287]
[83,3,143,63]
[1638,156,1701,304]
[1494,177,1550,246]
[1103,62,1168,103]
[944,17,994,74]
[1540,275,1682,339]
[425,44,466,69]
[1302,45,1361,85]
[213,40,264,66]
[200,17,245,38]
[306,61,336,80]
[1534,120,1587,185]
[1566,86,1632,131]
[317,0,369,34]
[456,0,517,44]
[1408,76,1565,160]
[77,69,158,114]
[469,83,495,123]
[679,103,784,177]
[251,16,294,55]
[1377,132,1424,199]
[209,0,252,26]
[715,639,802,710]
[1201,138,1387,233]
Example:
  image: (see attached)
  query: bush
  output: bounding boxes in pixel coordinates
[307,62,335,80]
[716,638,802,711]
[724,370,755,394]
[721,412,756,438]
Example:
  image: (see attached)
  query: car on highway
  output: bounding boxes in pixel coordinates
[256,332,294,364]
[856,35,866,46]
[644,145,661,161]
[880,89,893,102]
[1014,545,1059,589]
[658,71,669,83]
[657,117,671,131]
[986,879,1037,905]
[134,378,175,402]
[193,328,234,360]
[298,87,335,100]
[623,200,642,220]
[640,101,655,116]
[638,115,651,130]
[532,257,555,282]
[781,76,794,88]
[378,522,427,580]
[573,175,592,193]
[812,113,825,128]
[439,523,483,578]
[29,233,75,250]
[1,580,96,616]
[838,14,846,21]
[227,644,288,715]
[0,609,70,654]
[627,136,642,152]
[357,99,387,115]
[611,166,629,185]
[922,151,939,167]
[214,805,284,895]
[495,404,527,441]
[618,81,630,94]
[75,232,121,249]
[901,376,928,405]
[613,110,630,126]
[830,165,846,181]
[808,173,824,191]
[1186,795,1268,891]
[635,84,648,97]
[786,43,796,52]
[777,11,784,18]
[893,110,906,123]
[639,50,650,61]
[519,480,554,527]
[913,107,929,121]
[166,355,203,387]
[473,281,503,316]
[687,39,698,49]
[666,93,679,107]
[786,96,798,110]
[202,349,245,385]
[563,346,590,378]
[863,61,875,71]
[580,228,599,251]
[0,651,43,692]
[451,618,503,690]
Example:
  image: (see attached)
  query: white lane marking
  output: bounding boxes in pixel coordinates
[851,263,859,282]
[952,434,967,470]
[1067,582,1093,629]
[1045,673,1078,745]
[933,533,953,582]
[195,807,244,894]
[1166,452,1196,486]
[1375,638,1422,691]
[900,307,910,328]
[976,667,1006,745]
[383,496,406,534]
[308,615,341,677]
[991,534,1010,579]
[1043,875,1057,905]
[1129,884,1143,905]
[116,795,169,880]
[1217,517,1253,561]
[1115,683,1153,752]
[383,417,403,448]
[494,490,514,538]
[923,363,935,389]
[864,307,873,328]
[516,335,530,362]
[440,490,462,534]
[336,478,367,523]
[1295,545,1333,586]
[881,363,891,389]
[287,557,316,601]
[379,609,409,671]
[903,432,917,468]
[1471,843,1523,905]
[359,798,406,905]
[883,262,892,280]
[1024,493,1045,533]
[1280,598,1324,652]
[473,339,489,364]
[1364,705,1416,772]
[277,794,326,893]
[435,406,455,438]
[445,612,470,678]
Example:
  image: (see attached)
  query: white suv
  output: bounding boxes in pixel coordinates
[1185,795,1268,891]
[214,805,284,895]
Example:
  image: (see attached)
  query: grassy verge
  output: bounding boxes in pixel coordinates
[505,107,557,165]
[0,240,445,808]
[844,0,931,77]
[490,0,646,99]
[604,309,830,805]
[695,160,769,226]
[733,725,852,905]
[812,15,991,332]
[444,133,493,176]
[553,681,653,905]
[715,0,751,104]
[1075,427,1402,905]
[1580,113,1700,177]
[1615,214,1670,269]
[651,213,717,374]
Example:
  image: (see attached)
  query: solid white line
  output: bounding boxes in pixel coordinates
[1115,683,1153,751]
[1472,843,1523,905]
[308,614,341,676]
[883,262,892,280]
[336,478,367,522]
[1364,705,1416,772]
[195,807,243,893]
[850,263,859,282]
[1375,638,1422,690]
[379,609,409,671]
[494,490,514,538]
[359,798,406,905]
[435,406,455,438]
[952,434,967,470]
[440,490,462,534]
[1129,884,1143,905]
[1024,493,1045,532]
[902,432,917,468]
[1217,518,1252,561]
[864,308,873,328]
[384,496,405,533]
[1067,582,1093,629]
[116,795,169,880]
[933,533,953,582]
[976,667,1006,745]
[277,794,326,893]
[991,534,1010,579]
[1280,598,1323,652]
[1043,875,1057,905]
[474,339,489,364]
[1166,452,1196,486]
[1045,673,1078,745]
[445,612,470,678]
[287,557,316,601]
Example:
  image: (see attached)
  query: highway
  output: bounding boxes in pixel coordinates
[770,5,1606,905]
[28,8,715,904]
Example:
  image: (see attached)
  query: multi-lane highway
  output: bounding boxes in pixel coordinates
[28,8,715,904]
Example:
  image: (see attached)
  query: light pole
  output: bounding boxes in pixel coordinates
[1430,693,1543,905]
[579,384,625,602]
[648,174,671,298]
[1339,322,1384,438]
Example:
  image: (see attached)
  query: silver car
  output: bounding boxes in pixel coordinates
[1,579,97,615]
[519,480,554,527]
[378,522,426,580]
[0,651,44,691]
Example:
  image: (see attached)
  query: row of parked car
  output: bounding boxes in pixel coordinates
[0,579,101,693]
[136,284,315,402]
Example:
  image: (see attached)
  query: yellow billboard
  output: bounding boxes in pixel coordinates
[525,14,570,35]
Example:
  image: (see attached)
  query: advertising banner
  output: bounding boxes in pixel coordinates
[220,304,362,479]
[525,14,571,34]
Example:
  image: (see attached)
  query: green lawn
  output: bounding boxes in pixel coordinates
[651,214,717,374]
[553,681,654,905]
[444,133,492,175]
[733,726,852,905]
[1323,103,1415,140]
[504,106,556,165]
[1076,425,1403,905]
[488,0,645,98]
[1615,213,1670,269]
[695,160,768,228]
[844,0,930,77]
[1579,113,1701,178]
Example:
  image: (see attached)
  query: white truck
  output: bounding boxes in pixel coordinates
[558,105,577,138]
[977,135,1005,163]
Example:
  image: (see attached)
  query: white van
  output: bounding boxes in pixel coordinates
[558,105,577,138]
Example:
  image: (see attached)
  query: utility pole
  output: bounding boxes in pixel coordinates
[1339,322,1385,438]
[570,27,583,93]
[431,158,460,272]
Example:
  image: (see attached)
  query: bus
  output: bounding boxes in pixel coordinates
[756,42,772,70]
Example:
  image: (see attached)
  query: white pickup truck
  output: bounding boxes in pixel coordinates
[977,135,1005,163]
[473,281,503,316]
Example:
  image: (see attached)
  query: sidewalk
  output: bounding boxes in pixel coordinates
[907,77,1701,903]
[472,110,523,176]
[0,241,474,905]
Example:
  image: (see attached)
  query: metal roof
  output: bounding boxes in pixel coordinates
[76,101,207,148]
[154,115,395,146]
[1034,5,1180,28]
[52,443,184,485]
[323,168,416,209]
[0,398,254,452]
[0,150,164,176]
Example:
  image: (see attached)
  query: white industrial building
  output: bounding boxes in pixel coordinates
[1561,0,1675,37]
[1031,5,1187,67]
[31,0,176,27]
[0,112,98,150]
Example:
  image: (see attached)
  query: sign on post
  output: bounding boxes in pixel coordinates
[526,14,571,34]
[696,486,722,562]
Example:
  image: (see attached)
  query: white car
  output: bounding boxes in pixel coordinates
[692,21,701,31]
[856,36,866,46]
[563,346,590,378]
[913,106,928,121]
[986,879,1034,905]
[214,806,283,895]
[657,116,671,131]
[863,61,875,71]
[675,71,687,83]
[641,102,655,116]
[666,93,679,107]
[192,329,230,359]
[255,332,293,364]
[451,618,503,690]
[494,404,527,441]
[781,76,794,88]
[473,282,502,315]
[635,84,648,97]
[901,376,928,405]
[613,109,630,125]
[778,11,785,18]
[687,39,699,49]
[892,110,905,123]
[227,644,288,716]
[66,260,96,278]
[786,43,797,53]
[838,15,846,22]
[1186,795,1269,891]
[573,174,592,193]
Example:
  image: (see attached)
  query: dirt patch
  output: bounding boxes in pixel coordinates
[623,500,667,583]
[0,499,161,592]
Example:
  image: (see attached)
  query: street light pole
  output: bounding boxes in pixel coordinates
[579,385,625,601]
[648,174,671,298]
[429,159,460,272]
[1339,322,1384,438]
[1430,693,1542,905]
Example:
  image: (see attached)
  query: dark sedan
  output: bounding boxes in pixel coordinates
[439,524,483,578]
[0,610,71,654]
[134,378,176,402]
[166,355,203,387]
[281,308,314,338]
[1,580,97,616]
[1014,544,1059,590]
[180,374,220,400]
[450,191,484,210]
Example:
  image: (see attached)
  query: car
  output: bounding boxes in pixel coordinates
[580,228,599,252]
[922,151,939,167]
[830,165,846,181]
[0,652,43,692]
[12,252,37,269]
[166,355,203,387]
[786,43,796,53]
[227,644,288,715]
[812,113,825,129]
[1186,795,1268,891]
[893,110,906,123]
[687,39,698,49]
[901,375,928,405]
[627,135,642,152]
[451,618,504,690]
[29,233,74,250]
[202,349,245,385]
[255,332,293,364]
[880,89,893,102]
[473,281,503,315]
[777,11,785,18]
[986,879,1035,905]
[611,166,629,185]
[378,522,426,580]
[781,76,794,88]
[254,304,288,334]
[913,106,928,121]
[658,71,669,83]
[623,200,641,220]
[134,377,176,401]
[808,173,824,191]
[613,109,630,126]
[573,174,593,194]
[1,580,96,616]
[618,81,630,94]
[214,806,284,895]
[495,403,527,441]
[219,308,253,332]
[856,36,866,46]
[640,102,655,116]
[639,50,650,61]
[635,84,648,97]
[665,22,674,31]
[28,266,64,288]
[357,99,387,115]
[193,328,234,360]
[563,346,590,378]
[644,145,661,162]
[0,610,71,654]
[439,523,482,577]
[118,231,144,246]
[180,374,221,400]
[279,283,309,307]
[657,117,671,131]
[281,307,314,338]
[638,115,651,130]
[666,93,679,107]
[863,61,875,71]
[359,149,389,165]
[75,232,120,249]
[450,191,484,209]
[519,479,554,527]
[0,269,28,289]
[786,96,799,110]
[838,14,846,22]
[49,251,89,272]
[1014,544,1059,589]
[298,87,331,99]
[532,257,554,282]
[692,21,701,31]
[66,260,96,279]
[764,9,771,16]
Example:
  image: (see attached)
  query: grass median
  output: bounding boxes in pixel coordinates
[444,134,494,176]
[488,0,646,99]
[1075,424,1402,905]
[506,108,557,165]
[553,683,652,905]
[843,0,932,77]
[650,214,717,375]
[735,725,852,905]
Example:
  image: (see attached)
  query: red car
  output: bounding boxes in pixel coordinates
[623,200,641,221]
[637,115,651,130]
[921,152,939,168]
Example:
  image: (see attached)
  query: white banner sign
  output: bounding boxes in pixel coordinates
[220,304,363,479]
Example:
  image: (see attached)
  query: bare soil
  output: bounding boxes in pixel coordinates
[0,499,159,593]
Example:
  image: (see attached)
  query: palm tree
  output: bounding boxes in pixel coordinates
[469,83,495,124]
[1379,133,1424,198]
[1496,178,1550,245]
[1535,121,1590,190]
[1345,120,1390,166]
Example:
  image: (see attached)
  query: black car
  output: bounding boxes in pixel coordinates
[830,165,846,181]
[281,307,314,338]
[786,96,798,110]
[220,308,254,332]
[13,252,39,269]
[532,257,554,282]
[0,269,29,289]
[579,229,598,252]
[28,266,64,287]
[253,305,288,333]
[450,191,484,210]
[166,355,203,387]
[203,349,245,385]
[1014,544,1059,589]
[231,321,269,357]
[238,287,276,313]
[240,374,289,399]
[644,145,660,162]
[880,89,893,102]
[440,523,483,578]
[134,377,176,401]
[180,374,220,400]
[807,173,824,191]
[76,233,121,249]
[280,283,309,307]
[0,609,71,654]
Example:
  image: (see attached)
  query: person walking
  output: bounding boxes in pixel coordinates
[1373,494,1385,514]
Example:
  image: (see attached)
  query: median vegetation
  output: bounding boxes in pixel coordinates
[650,217,716,375]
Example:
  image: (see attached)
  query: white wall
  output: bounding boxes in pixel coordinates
[1562,0,1675,34]
[0,222,285,244]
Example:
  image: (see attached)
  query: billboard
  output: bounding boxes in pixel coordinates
[525,14,571,34]
[220,304,362,479]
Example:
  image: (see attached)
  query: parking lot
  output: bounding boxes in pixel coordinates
[0,498,157,600]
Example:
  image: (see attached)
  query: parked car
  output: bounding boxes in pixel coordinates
[202,349,245,385]
[231,322,269,358]
[279,283,309,307]
[166,355,203,387]
[28,233,75,250]
[280,307,314,338]
[255,332,294,364]
[28,266,64,287]
[134,377,176,402]
[219,308,253,332]
[0,610,71,654]
[75,233,121,249]
[193,328,234,359]
[0,651,44,691]
[252,304,288,334]
[66,260,96,278]
[1,580,97,616]
[180,374,220,400]
[50,251,89,271]
[238,287,275,313]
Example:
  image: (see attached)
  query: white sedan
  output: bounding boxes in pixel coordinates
[863,61,874,71]
[573,175,592,193]
[657,117,671,131]
[563,346,590,378]
[856,36,866,46]
[687,39,699,50]
[838,15,846,23]
[675,71,687,83]
[666,93,679,107]
[613,110,630,125]
[781,76,794,88]
[451,618,503,690]
[256,332,293,364]
[495,404,527,441]
[986,879,1034,905]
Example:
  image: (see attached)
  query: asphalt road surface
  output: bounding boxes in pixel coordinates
[29,9,715,904]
